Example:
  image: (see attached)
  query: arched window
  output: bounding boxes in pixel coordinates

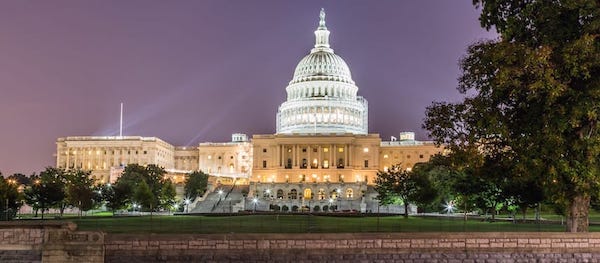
[286,158,292,169]
[331,190,338,199]
[346,188,353,199]
[289,189,298,200]
[276,189,284,199]
[304,188,312,200]
[318,189,325,200]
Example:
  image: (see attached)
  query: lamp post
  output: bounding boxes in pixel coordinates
[328,198,333,213]
[218,189,224,201]
[252,197,258,213]
[185,199,191,213]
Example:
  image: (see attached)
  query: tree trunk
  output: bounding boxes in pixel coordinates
[403,202,409,218]
[566,194,590,232]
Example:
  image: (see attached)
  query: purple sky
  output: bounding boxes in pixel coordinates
[0,1,497,175]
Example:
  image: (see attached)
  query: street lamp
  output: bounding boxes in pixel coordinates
[185,199,191,213]
[252,197,258,212]
[328,198,334,212]
[218,189,224,201]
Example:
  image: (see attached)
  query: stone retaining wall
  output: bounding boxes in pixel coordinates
[105,232,600,262]
[4,221,600,262]
[0,221,104,263]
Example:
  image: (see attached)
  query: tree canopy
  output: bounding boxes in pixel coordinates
[425,0,600,232]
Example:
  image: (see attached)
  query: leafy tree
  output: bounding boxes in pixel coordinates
[65,170,97,216]
[111,164,174,211]
[24,167,67,219]
[133,180,155,211]
[161,180,177,209]
[0,174,22,220]
[101,183,129,215]
[425,0,600,232]
[374,164,436,218]
[184,171,209,201]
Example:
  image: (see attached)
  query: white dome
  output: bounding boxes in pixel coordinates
[290,51,354,85]
[276,9,368,135]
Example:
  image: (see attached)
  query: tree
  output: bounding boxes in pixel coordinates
[110,164,174,211]
[133,180,155,211]
[101,183,129,215]
[425,1,600,232]
[161,180,177,210]
[374,165,436,218]
[24,167,67,219]
[184,171,209,201]
[0,174,22,220]
[65,170,97,216]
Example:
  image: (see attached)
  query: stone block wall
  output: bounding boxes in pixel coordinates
[4,221,600,262]
[105,232,600,262]
[0,221,104,263]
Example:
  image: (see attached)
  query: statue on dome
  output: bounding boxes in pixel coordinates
[319,8,326,27]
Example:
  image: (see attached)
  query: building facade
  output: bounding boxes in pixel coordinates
[55,9,443,212]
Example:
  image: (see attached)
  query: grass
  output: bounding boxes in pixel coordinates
[63,214,600,234]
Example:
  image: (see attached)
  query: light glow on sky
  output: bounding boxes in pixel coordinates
[0,1,497,175]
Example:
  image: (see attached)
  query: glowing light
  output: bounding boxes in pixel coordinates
[443,200,455,214]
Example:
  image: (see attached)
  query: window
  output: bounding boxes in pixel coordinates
[289,189,298,199]
[323,148,329,153]
[304,188,312,200]
[323,160,329,169]
[338,147,344,153]
[262,160,267,168]
[218,156,222,160]
[277,189,284,199]
[263,148,267,153]
[383,154,388,159]
[407,155,411,159]
[301,159,307,169]
[364,160,369,168]
[363,147,369,153]
[302,148,307,153]
[143,151,147,154]
[313,148,318,153]
[286,158,292,169]
[231,156,234,159]
[346,188,353,199]
[419,154,424,159]
[337,158,344,168]
[318,189,325,200]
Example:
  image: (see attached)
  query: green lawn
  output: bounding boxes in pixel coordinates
[64,214,600,234]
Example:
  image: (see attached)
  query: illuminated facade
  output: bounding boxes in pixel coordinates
[276,9,368,135]
[55,9,442,212]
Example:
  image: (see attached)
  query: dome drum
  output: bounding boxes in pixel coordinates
[286,82,358,100]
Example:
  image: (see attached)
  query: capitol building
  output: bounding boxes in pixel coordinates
[55,10,442,213]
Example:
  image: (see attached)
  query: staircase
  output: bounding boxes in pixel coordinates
[190,180,248,213]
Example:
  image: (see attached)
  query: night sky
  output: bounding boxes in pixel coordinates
[0,1,497,175]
